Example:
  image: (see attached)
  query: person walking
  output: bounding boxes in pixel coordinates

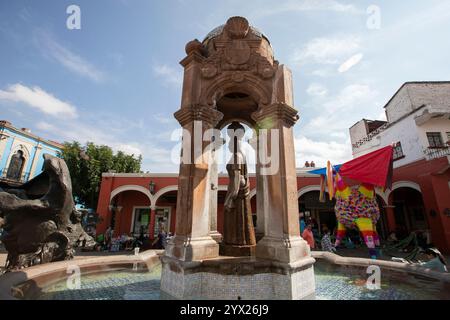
[302,223,315,249]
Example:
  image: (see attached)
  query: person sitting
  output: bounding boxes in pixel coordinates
[321,227,336,253]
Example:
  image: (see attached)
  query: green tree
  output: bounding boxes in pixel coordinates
[61,141,142,209]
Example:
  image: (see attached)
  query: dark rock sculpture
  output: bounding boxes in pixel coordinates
[0,154,95,271]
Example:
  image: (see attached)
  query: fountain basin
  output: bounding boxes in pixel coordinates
[2,250,449,300]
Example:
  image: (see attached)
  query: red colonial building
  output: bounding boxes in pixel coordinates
[96,82,450,254]
[96,169,328,242]
[96,162,450,253]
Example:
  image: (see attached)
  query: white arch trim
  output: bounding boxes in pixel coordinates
[390,181,421,193]
[9,143,31,160]
[298,185,322,198]
[249,189,256,199]
[110,185,153,206]
[153,185,178,209]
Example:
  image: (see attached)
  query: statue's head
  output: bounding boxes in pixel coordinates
[227,121,245,154]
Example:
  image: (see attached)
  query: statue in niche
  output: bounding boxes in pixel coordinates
[6,150,25,181]
[220,122,256,256]
[0,154,95,271]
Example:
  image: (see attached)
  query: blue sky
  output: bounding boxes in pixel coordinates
[1,0,450,172]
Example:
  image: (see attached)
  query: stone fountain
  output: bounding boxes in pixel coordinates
[160,16,315,300]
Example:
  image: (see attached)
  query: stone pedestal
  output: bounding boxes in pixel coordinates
[160,255,316,300]
[219,244,256,257]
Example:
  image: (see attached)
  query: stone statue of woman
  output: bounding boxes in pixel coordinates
[220,122,256,257]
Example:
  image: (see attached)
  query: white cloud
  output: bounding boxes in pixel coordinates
[116,144,142,156]
[34,30,105,83]
[338,53,364,73]
[0,84,78,119]
[252,0,362,19]
[36,118,179,172]
[311,68,333,77]
[323,84,376,113]
[295,135,352,168]
[292,35,361,66]
[306,83,328,97]
[303,83,378,136]
[153,64,183,86]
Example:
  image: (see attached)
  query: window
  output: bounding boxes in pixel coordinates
[446,132,450,145]
[393,142,404,160]
[132,208,150,236]
[426,132,444,148]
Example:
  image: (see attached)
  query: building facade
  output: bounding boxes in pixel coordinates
[95,82,450,253]
[96,169,391,245]
[0,120,63,184]
[350,82,450,253]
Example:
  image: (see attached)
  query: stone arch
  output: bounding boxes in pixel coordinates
[153,185,179,209]
[204,73,271,108]
[9,143,31,160]
[6,143,31,168]
[110,185,153,206]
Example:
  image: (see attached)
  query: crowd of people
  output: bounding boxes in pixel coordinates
[299,214,448,273]
[91,224,170,252]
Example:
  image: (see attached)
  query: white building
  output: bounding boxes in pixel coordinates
[350,82,450,167]
[348,81,450,253]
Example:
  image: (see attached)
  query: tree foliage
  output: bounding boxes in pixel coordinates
[61,141,142,209]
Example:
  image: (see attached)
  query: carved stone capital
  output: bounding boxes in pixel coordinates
[251,103,299,128]
[180,52,206,67]
[174,105,224,127]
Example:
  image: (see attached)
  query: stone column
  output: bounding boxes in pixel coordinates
[29,144,42,179]
[248,136,265,238]
[164,105,223,261]
[149,207,156,239]
[252,103,310,263]
[209,150,222,242]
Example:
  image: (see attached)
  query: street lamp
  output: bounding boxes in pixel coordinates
[149,180,156,195]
